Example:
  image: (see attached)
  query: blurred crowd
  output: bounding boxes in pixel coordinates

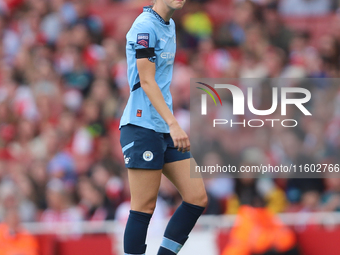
[192,81,340,215]
[0,0,340,230]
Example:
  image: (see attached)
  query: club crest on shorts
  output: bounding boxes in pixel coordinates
[143,151,153,161]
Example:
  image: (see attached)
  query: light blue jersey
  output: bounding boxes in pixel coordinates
[120,6,176,133]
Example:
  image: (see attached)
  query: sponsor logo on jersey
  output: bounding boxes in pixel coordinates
[136,109,142,117]
[160,52,175,59]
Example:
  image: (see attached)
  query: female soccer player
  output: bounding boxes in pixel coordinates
[119,0,208,254]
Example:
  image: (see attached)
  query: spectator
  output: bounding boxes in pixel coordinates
[181,2,213,48]
[318,35,340,76]
[40,179,83,235]
[263,2,293,54]
[217,0,261,47]
[0,180,36,223]
[89,164,122,219]
[0,208,38,255]
[77,176,109,221]
[222,200,299,255]
[320,177,340,212]
[62,46,93,95]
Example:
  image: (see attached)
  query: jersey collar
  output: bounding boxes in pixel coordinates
[143,6,170,25]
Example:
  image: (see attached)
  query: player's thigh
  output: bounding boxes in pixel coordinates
[128,168,162,214]
[162,158,207,207]
[120,124,166,214]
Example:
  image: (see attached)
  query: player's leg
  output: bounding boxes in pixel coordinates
[124,168,162,255]
[120,124,165,255]
[128,168,162,214]
[157,158,208,255]
[163,158,207,207]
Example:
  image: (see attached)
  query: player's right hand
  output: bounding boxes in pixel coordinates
[169,121,190,153]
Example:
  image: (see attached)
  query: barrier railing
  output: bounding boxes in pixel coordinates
[22,212,340,235]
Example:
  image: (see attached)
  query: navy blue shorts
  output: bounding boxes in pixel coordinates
[120,124,191,170]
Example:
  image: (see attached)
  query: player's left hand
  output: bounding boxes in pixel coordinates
[169,121,190,153]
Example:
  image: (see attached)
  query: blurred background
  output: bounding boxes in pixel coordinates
[0,0,340,254]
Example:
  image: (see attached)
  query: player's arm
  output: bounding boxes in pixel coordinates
[137,58,190,152]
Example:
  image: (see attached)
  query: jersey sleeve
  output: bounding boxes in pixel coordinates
[129,21,157,62]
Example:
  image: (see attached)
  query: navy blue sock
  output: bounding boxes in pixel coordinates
[157,201,205,255]
[124,210,152,255]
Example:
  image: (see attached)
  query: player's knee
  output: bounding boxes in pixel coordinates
[198,191,208,208]
[185,191,208,208]
[144,201,157,214]
[131,198,157,214]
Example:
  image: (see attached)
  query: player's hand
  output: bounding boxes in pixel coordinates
[169,121,190,152]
